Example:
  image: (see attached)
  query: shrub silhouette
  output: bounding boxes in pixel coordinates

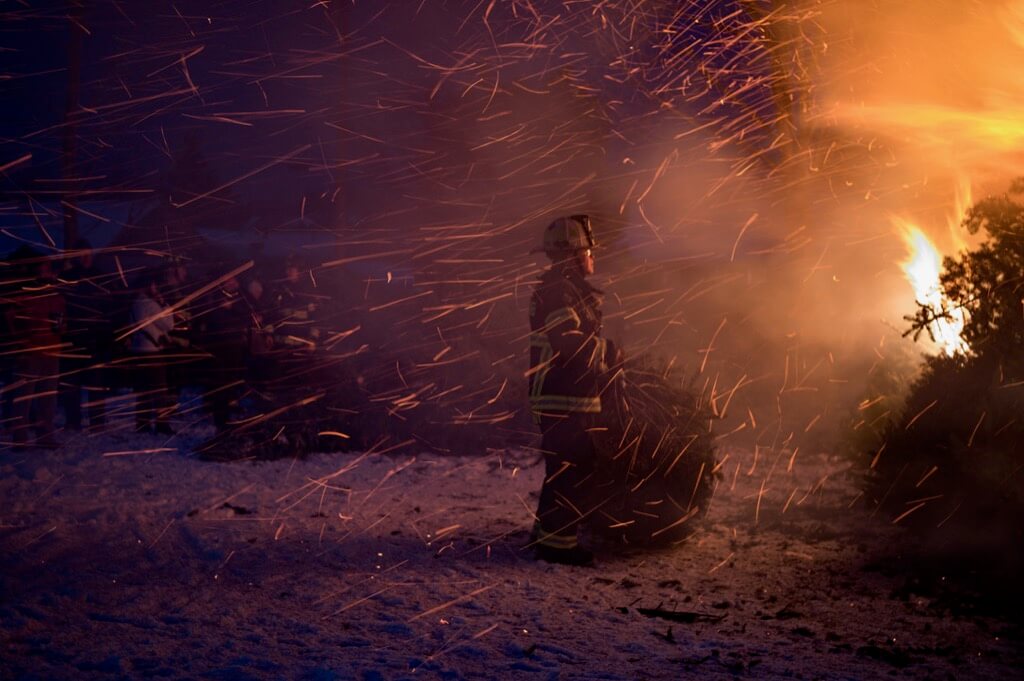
[863,180,1024,566]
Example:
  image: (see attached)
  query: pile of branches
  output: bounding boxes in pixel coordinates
[587,358,718,547]
[854,180,1024,583]
[865,355,1024,548]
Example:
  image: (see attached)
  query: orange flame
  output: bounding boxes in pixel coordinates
[894,219,968,357]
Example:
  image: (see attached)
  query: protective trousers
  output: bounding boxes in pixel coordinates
[533,413,596,550]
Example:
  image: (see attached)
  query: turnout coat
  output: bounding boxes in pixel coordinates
[528,267,612,416]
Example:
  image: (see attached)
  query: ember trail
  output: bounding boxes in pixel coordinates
[0,1,1021,679]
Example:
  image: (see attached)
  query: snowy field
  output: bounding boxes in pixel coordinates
[1,430,1020,680]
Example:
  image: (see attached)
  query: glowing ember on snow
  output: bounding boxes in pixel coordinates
[894,219,968,357]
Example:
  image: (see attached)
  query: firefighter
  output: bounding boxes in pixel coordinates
[528,214,622,565]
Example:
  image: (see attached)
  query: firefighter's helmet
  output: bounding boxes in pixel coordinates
[541,214,596,259]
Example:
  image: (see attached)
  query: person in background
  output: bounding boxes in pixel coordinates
[159,257,192,350]
[264,255,322,395]
[270,254,320,354]
[193,269,249,432]
[159,259,195,405]
[0,253,24,426]
[128,272,175,435]
[6,250,67,447]
[60,239,110,430]
[244,276,275,392]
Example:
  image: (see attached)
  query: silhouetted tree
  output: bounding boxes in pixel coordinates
[865,180,1024,577]
[905,178,1024,372]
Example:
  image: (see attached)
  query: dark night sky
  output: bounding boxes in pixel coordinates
[1,1,776,231]
[3,2,337,205]
[2,1,991,449]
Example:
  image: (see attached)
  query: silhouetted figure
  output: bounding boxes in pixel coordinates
[528,215,622,566]
[160,257,192,350]
[270,254,321,353]
[159,259,194,400]
[6,251,66,447]
[194,271,249,431]
[0,257,22,426]
[60,239,110,429]
[244,276,274,391]
[128,273,174,435]
[262,255,323,394]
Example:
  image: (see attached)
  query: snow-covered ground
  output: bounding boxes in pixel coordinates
[1,429,1020,680]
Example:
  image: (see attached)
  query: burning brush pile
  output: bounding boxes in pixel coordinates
[853,180,1024,579]
[587,358,718,547]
